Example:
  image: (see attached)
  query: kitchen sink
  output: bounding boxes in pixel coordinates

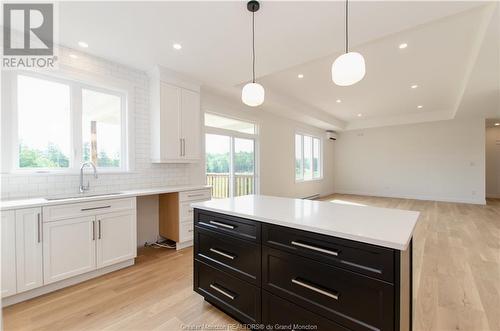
[45,192,123,201]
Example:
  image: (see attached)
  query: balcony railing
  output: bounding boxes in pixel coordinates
[206,173,254,199]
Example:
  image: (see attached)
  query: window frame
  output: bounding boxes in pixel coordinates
[8,71,130,174]
[204,112,260,197]
[295,131,323,183]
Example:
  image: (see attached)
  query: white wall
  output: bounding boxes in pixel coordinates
[199,91,335,199]
[486,126,500,198]
[0,47,194,200]
[332,118,486,204]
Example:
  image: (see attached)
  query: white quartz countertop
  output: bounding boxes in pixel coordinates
[0,185,211,211]
[192,195,419,250]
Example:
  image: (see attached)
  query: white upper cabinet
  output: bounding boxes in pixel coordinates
[150,66,201,163]
[15,208,43,293]
[2,210,17,297]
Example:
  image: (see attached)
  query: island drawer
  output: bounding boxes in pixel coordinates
[194,210,260,243]
[262,246,394,331]
[194,260,261,324]
[195,226,260,285]
[262,290,351,331]
[262,224,394,282]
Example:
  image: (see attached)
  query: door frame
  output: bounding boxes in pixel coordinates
[204,126,260,198]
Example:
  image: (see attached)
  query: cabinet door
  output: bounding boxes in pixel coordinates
[160,82,182,160]
[43,216,96,284]
[15,208,43,292]
[180,88,200,160]
[2,210,17,297]
[96,211,136,269]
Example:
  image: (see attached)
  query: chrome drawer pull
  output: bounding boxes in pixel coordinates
[209,220,235,229]
[210,248,235,260]
[291,278,339,300]
[291,241,338,256]
[209,284,235,300]
[188,193,205,198]
[81,205,111,212]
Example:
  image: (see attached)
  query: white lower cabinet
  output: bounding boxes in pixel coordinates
[2,211,17,297]
[15,208,43,293]
[96,211,137,268]
[43,216,96,284]
[43,209,137,284]
[1,198,137,304]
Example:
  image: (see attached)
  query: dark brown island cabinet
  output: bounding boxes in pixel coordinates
[192,195,419,331]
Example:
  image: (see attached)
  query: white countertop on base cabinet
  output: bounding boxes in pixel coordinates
[192,195,419,251]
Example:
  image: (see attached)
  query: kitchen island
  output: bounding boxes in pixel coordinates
[192,195,419,331]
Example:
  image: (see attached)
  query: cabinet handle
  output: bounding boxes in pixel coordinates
[291,278,339,300]
[92,221,95,241]
[208,220,235,229]
[188,193,204,198]
[182,138,186,156]
[209,284,235,300]
[81,205,111,212]
[209,248,235,260]
[180,138,183,156]
[98,220,102,239]
[37,213,42,243]
[291,241,338,256]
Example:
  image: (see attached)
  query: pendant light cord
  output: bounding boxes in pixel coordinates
[345,0,349,53]
[252,10,256,83]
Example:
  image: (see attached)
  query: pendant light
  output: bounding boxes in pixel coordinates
[332,0,365,86]
[242,0,265,107]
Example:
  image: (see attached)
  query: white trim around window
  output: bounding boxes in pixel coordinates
[2,70,134,174]
[294,131,323,183]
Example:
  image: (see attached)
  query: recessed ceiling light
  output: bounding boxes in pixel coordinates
[495,123,500,126]
[336,99,341,103]
[399,43,408,49]
[297,74,304,79]
[411,84,418,89]
[69,54,78,59]
[357,113,362,117]
[78,41,88,48]
[173,43,182,50]
[417,105,423,109]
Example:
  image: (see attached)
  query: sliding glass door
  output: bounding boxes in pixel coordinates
[205,113,258,199]
[206,133,257,199]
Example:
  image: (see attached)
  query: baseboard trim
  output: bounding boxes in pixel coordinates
[486,193,500,199]
[176,240,193,250]
[2,259,135,307]
[332,190,486,205]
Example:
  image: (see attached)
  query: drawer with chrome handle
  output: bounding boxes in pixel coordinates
[194,260,261,324]
[179,189,211,202]
[195,226,260,285]
[263,223,394,283]
[43,197,136,222]
[195,210,260,242]
[262,246,394,331]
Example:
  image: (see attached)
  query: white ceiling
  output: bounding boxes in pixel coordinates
[58,1,499,131]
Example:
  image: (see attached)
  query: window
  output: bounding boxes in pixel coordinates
[17,75,71,168]
[295,133,322,181]
[14,73,127,172]
[205,113,258,198]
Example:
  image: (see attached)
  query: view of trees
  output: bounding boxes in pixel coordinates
[19,143,69,168]
[19,142,119,168]
[206,151,254,174]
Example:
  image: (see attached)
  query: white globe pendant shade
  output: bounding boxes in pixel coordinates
[241,82,265,107]
[331,52,366,86]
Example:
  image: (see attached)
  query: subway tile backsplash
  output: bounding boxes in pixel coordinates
[1,47,192,200]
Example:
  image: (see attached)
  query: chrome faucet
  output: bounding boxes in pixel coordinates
[79,162,98,193]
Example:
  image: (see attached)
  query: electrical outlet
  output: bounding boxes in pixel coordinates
[472,190,476,196]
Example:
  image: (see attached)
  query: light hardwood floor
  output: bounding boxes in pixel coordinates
[3,195,500,331]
